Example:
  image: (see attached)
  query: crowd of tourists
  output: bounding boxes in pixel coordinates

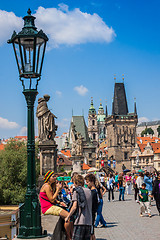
[39,169,160,240]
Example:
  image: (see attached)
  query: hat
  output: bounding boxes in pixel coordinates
[44,170,54,183]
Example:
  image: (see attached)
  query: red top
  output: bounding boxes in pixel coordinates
[39,192,53,214]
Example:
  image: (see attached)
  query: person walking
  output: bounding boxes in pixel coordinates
[144,172,153,206]
[139,183,152,218]
[151,172,160,216]
[118,175,125,201]
[136,173,144,189]
[107,173,115,202]
[95,180,107,228]
[133,174,139,202]
[99,174,105,187]
[125,173,132,195]
[85,173,99,240]
[114,172,119,191]
[65,174,92,240]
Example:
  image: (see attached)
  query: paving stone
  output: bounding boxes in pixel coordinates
[41,191,160,240]
[95,191,160,240]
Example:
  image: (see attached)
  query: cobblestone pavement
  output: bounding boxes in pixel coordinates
[95,191,160,240]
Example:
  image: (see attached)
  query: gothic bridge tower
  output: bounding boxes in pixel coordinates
[106,80,138,171]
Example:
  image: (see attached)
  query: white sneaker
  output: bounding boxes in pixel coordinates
[112,200,115,202]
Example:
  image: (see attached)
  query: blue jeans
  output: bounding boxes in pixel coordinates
[95,199,107,227]
[119,187,125,200]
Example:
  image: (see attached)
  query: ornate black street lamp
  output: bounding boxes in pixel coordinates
[8,9,48,238]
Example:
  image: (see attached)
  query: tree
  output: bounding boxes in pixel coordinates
[141,128,154,137]
[157,125,160,137]
[0,140,40,205]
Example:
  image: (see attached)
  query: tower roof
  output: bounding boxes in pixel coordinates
[70,116,90,142]
[112,82,128,115]
[89,98,96,114]
[98,102,104,111]
[97,102,105,122]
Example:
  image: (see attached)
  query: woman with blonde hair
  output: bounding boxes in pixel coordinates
[95,179,107,228]
[39,170,72,240]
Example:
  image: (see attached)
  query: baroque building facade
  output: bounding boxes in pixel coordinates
[88,98,107,146]
[105,82,138,171]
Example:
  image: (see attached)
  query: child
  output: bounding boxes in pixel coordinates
[85,173,99,240]
[139,183,152,218]
[65,174,92,240]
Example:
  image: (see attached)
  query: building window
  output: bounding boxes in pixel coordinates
[146,158,149,164]
[134,159,136,164]
[143,158,145,163]
[124,152,128,160]
[93,133,96,140]
[158,163,160,167]
[151,158,153,163]
[92,120,95,125]
[89,153,92,158]
[103,127,106,134]
[110,139,112,147]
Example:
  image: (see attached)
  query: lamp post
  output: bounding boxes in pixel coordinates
[8,9,48,238]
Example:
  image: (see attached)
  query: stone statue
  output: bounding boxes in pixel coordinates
[36,95,57,142]
[71,123,83,156]
[76,132,83,156]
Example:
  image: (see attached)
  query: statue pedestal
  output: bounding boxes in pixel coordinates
[71,155,84,174]
[39,140,58,176]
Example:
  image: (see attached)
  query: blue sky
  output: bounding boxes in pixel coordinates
[0,0,160,139]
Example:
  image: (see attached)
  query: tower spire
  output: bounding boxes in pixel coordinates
[105,99,108,117]
[112,81,128,116]
[134,97,137,115]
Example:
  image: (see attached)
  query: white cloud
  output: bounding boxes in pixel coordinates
[0,117,19,129]
[56,90,62,97]
[35,6,116,48]
[0,6,116,48]
[19,126,27,135]
[58,3,69,12]
[74,85,88,96]
[138,117,149,124]
[0,10,22,45]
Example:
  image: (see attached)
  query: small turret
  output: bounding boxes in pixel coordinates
[89,97,96,115]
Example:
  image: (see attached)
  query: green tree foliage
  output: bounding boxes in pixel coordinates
[141,127,154,137]
[0,140,40,205]
[157,125,160,137]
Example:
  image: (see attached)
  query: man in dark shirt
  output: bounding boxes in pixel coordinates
[151,172,160,215]
[85,174,99,240]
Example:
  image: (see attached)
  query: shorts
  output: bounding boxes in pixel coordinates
[44,205,63,216]
[72,225,91,240]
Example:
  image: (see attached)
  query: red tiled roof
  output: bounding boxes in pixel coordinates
[57,154,72,166]
[82,163,91,170]
[15,136,27,139]
[138,144,147,153]
[154,149,160,153]
[137,137,160,144]
[61,150,71,158]
[0,143,4,150]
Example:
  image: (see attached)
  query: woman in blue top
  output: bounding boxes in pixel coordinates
[144,172,152,206]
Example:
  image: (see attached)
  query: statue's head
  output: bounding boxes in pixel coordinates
[44,94,50,102]
[38,97,45,104]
